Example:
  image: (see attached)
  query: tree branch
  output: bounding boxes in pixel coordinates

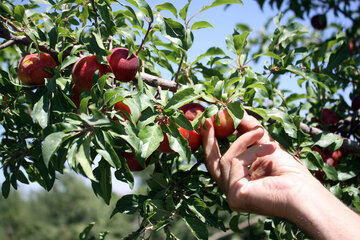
[0,39,15,49]
[1,21,359,154]
[0,22,59,59]
[136,72,180,92]
[246,109,360,154]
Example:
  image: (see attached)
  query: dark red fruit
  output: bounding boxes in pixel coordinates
[321,108,338,125]
[70,84,80,109]
[114,101,131,121]
[352,95,360,111]
[330,148,343,161]
[349,41,354,53]
[120,151,150,172]
[178,127,201,153]
[17,53,56,86]
[72,55,111,92]
[311,14,327,30]
[210,109,235,139]
[314,170,325,182]
[325,157,339,167]
[311,146,325,160]
[179,103,205,121]
[157,119,174,153]
[107,48,139,82]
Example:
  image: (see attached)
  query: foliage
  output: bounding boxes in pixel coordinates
[0,0,359,239]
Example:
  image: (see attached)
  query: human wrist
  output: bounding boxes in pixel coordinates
[286,175,360,240]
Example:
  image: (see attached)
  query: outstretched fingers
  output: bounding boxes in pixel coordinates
[237,111,274,145]
[229,143,276,188]
[202,119,274,194]
[226,143,277,211]
[201,119,223,188]
[219,127,267,192]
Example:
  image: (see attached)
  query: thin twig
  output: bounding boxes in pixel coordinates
[173,53,185,85]
[136,22,152,56]
[90,0,99,28]
[0,40,15,49]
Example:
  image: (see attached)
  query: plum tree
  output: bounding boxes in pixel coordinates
[1,0,359,239]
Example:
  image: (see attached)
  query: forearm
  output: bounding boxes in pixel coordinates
[288,178,360,240]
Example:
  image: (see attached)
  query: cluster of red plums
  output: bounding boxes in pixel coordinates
[119,101,236,172]
[17,48,139,87]
[311,95,360,180]
[16,49,236,172]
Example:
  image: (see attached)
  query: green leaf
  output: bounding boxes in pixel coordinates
[112,194,144,216]
[314,133,343,150]
[229,215,243,233]
[301,147,323,170]
[226,101,244,129]
[200,0,243,12]
[337,160,360,181]
[33,93,50,129]
[97,0,116,33]
[173,111,193,131]
[165,87,200,111]
[138,124,163,160]
[326,43,351,71]
[182,216,208,240]
[1,180,10,198]
[92,160,112,204]
[285,66,331,92]
[187,196,226,231]
[157,16,186,47]
[79,222,95,240]
[265,109,297,138]
[14,5,25,22]
[88,32,111,56]
[252,51,281,61]
[161,122,191,161]
[74,137,97,182]
[126,0,154,22]
[191,47,226,66]
[233,31,249,56]
[42,132,68,166]
[155,2,177,17]
[15,170,29,184]
[61,56,80,70]
[285,93,307,103]
[323,164,338,181]
[191,21,214,30]
[0,2,13,15]
[179,1,190,21]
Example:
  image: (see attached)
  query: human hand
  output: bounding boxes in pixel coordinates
[200,111,316,218]
[201,111,360,240]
